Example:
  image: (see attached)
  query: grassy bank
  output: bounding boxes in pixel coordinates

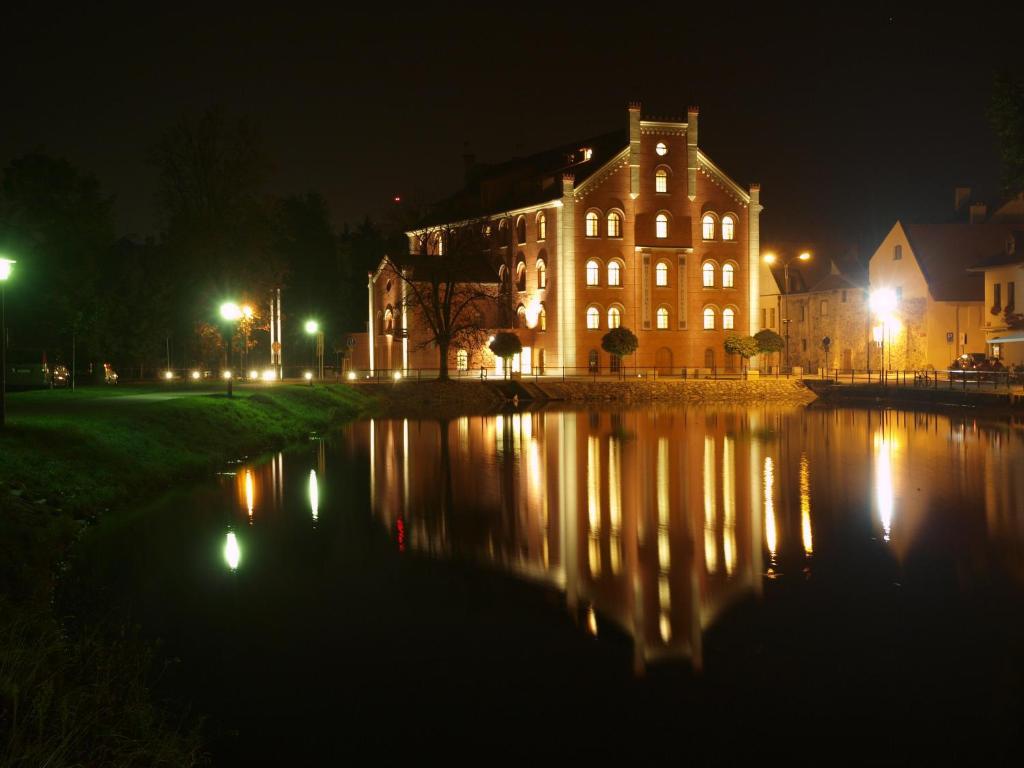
[0,384,371,766]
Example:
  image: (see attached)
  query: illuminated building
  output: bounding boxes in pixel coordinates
[357,102,762,374]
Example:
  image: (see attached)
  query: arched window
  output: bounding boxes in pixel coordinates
[723,307,735,329]
[702,214,716,240]
[607,260,622,286]
[436,232,444,255]
[655,213,668,239]
[722,263,735,288]
[607,211,622,238]
[498,264,509,287]
[586,306,601,329]
[516,260,527,291]
[517,304,527,328]
[608,306,621,329]
[655,167,669,193]
[586,259,600,286]
[516,216,526,245]
[384,307,395,334]
[656,306,669,329]
[538,304,547,331]
[456,349,468,371]
[703,262,716,288]
[655,261,669,287]
[585,210,600,237]
[537,212,547,241]
[703,307,716,330]
[722,215,735,241]
[537,258,547,289]
[656,141,668,156]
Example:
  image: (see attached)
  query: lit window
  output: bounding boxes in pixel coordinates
[655,168,668,193]
[586,260,600,286]
[723,307,735,329]
[722,263,734,288]
[537,212,546,241]
[384,308,394,334]
[656,142,668,156]
[608,306,621,329]
[582,147,593,161]
[702,215,715,240]
[656,306,669,329]
[587,306,600,329]
[655,262,668,287]
[517,305,527,327]
[586,211,600,237]
[607,211,622,238]
[722,215,735,241]
[539,304,546,331]
[608,261,622,286]
[655,213,668,239]
[703,262,715,287]
[436,233,444,255]
[703,307,716,329]
[537,259,546,289]
[456,350,468,371]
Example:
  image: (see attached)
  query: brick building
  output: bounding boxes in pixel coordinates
[360,103,762,376]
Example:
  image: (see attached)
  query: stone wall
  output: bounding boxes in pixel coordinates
[537,377,817,404]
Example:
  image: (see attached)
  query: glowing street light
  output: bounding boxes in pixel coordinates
[0,256,16,429]
[763,251,812,369]
[219,302,244,397]
[870,289,900,374]
[224,531,241,571]
[305,319,324,381]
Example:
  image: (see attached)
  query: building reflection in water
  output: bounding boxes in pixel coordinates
[354,406,1024,670]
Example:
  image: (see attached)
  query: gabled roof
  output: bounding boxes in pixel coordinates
[809,272,864,292]
[966,230,1024,271]
[902,223,1002,301]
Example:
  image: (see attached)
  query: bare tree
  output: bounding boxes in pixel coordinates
[383,222,500,380]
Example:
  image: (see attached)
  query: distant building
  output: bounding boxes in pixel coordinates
[758,243,868,372]
[966,205,1024,365]
[360,102,762,375]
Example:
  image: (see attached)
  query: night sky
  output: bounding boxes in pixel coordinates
[3,5,1023,254]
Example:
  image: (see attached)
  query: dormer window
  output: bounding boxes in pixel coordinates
[582,147,593,161]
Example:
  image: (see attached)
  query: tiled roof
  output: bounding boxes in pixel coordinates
[902,223,1005,301]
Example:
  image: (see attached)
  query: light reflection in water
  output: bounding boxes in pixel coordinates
[764,456,778,574]
[346,407,1024,671]
[800,453,813,556]
[224,531,241,571]
[874,431,895,542]
[245,470,254,524]
[309,469,319,523]
[586,605,598,636]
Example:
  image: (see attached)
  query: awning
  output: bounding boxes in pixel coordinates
[986,333,1024,343]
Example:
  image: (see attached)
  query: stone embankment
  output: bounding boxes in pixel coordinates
[361,377,817,414]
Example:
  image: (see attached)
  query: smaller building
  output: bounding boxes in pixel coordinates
[968,228,1024,365]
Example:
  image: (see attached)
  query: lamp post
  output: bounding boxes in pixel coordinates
[305,319,323,382]
[763,251,811,370]
[219,301,243,397]
[870,288,898,383]
[0,257,15,428]
[241,304,254,377]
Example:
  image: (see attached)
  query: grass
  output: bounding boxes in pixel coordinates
[0,384,371,766]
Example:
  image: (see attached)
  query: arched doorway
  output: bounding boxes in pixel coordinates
[655,347,673,375]
[588,349,599,374]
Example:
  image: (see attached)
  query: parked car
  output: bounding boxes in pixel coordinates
[5,350,67,389]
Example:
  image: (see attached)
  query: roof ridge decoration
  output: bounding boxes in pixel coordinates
[696,150,751,206]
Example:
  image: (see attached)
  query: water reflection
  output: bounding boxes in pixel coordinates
[224,531,241,571]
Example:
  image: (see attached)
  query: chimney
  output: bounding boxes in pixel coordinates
[628,101,641,200]
[687,106,700,202]
[969,202,987,224]
[954,187,971,212]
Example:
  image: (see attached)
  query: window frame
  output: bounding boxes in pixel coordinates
[586,305,601,330]
[655,261,669,287]
[656,305,669,330]
[585,259,601,287]
[702,214,716,241]
[723,307,736,330]
[607,210,623,238]
[585,210,601,238]
[721,215,735,241]
[655,166,669,194]
[703,306,717,330]
[722,262,735,288]
[536,211,547,241]
[607,305,622,329]
[702,261,716,288]
[655,212,669,239]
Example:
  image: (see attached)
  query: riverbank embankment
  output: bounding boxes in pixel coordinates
[806,380,1024,411]
[0,384,370,766]
[358,376,817,416]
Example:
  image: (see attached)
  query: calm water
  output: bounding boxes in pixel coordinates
[70,405,1024,763]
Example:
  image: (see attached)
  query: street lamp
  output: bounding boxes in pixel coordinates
[763,251,811,370]
[0,257,16,429]
[219,301,243,397]
[304,319,324,381]
[869,289,899,377]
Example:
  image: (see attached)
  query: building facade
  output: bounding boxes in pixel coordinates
[362,103,761,375]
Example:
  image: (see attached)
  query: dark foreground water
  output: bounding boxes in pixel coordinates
[69,405,1024,763]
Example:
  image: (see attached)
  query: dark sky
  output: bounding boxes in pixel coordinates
[3,5,1023,254]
